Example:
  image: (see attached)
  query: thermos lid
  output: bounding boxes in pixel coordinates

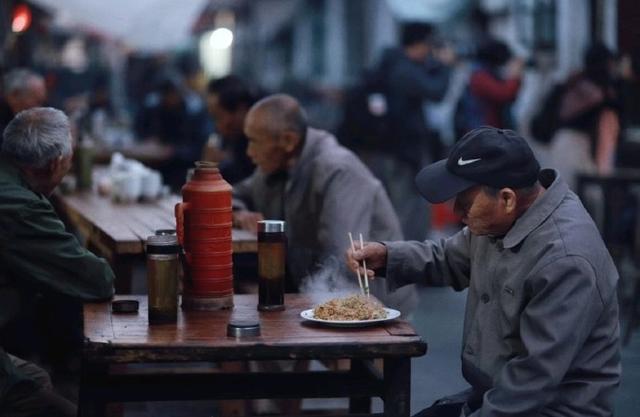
[257,220,285,233]
[146,234,179,254]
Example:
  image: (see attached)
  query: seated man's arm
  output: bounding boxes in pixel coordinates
[471,256,616,416]
[384,229,472,290]
[2,198,114,300]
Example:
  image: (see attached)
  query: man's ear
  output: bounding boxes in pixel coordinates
[48,155,64,175]
[500,188,517,214]
[280,131,300,153]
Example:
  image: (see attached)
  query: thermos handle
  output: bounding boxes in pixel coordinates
[174,202,189,246]
[175,202,191,285]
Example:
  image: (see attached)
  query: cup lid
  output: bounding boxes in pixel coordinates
[257,220,285,233]
[227,320,261,337]
[146,234,179,254]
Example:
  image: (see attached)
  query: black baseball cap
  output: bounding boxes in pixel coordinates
[415,127,540,203]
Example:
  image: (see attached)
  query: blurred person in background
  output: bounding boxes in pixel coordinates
[344,22,454,241]
[454,38,523,136]
[135,75,212,190]
[615,48,640,168]
[548,43,620,190]
[205,75,259,184]
[0,69,46,142]
[233,94,417,315]
[0,107,115,417]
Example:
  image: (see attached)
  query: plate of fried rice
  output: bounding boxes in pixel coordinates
[300,294,401,327]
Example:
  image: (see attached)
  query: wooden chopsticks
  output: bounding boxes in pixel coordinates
[348,232,369,297]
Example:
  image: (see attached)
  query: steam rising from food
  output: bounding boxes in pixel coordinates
[299,256,358,304]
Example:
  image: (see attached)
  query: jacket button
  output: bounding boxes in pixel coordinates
[481,293,490,303]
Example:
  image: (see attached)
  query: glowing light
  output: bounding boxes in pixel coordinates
[11,4,32,33]
[208,28,233,49]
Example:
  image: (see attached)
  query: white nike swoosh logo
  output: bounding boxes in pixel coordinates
[457,157,481,166]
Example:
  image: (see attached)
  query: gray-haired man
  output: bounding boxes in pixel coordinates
[0,69,46,140]
[0,107,114,417]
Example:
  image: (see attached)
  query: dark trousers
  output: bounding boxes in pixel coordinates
[413,388,478,417]
[0,355,77,417]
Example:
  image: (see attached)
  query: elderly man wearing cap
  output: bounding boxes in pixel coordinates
[348,126,620,417]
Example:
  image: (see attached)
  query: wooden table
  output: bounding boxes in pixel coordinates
[80,294,427,417]
[52,192,257,293]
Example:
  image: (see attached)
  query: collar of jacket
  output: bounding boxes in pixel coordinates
[0,157,28,187]
[502,169,569,249]
[0,156,43,199]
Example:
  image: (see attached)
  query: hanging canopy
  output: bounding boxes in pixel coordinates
[385,0,468,23]
[30,0,209,51]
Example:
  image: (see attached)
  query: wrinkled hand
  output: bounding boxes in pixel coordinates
[346,241,387,279]
[232,210,264,233]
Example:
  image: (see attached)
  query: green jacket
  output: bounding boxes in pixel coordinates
[0,158,115,399]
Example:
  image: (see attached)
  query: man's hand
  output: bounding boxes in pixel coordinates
[232,210,264,233]
[346,241,387,279]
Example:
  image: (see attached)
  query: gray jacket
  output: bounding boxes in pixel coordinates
[385,169,620,416]
[233,128,417,313]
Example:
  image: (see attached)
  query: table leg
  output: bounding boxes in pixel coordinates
[383,358,411,417]
[219,361,249,417]
[78,363,108,417]
[349,359,372,413]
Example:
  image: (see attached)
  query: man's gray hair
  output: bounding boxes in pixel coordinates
[251,94,308,140]
[4,68,44,95]
[1,107,72,168]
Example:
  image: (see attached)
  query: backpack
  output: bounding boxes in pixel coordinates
[338,68,392,151]
[530,83,565,144]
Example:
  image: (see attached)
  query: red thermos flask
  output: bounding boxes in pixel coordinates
[175,162,233,310]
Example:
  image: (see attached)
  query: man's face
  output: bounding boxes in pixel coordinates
[8,79,46,113]
[207,93,245,139]
[453,186,514,236]
[244,112,290,175]
[412,41,431,62]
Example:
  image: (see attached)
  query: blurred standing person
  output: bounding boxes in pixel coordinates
[0,107,115,417]
[205,75,259,184]
[615,48,640,167]
[135,76,212,190]
[362,22,453,241]
[0,69,46,141]
[549,43,620,190]
[454,39,523,136]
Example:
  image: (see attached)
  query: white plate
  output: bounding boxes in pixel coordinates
[300,308,401,328]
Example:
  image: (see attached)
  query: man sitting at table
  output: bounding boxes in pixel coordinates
[232,94,416,313]
[0,107,115,417]
[347,127,620,416]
